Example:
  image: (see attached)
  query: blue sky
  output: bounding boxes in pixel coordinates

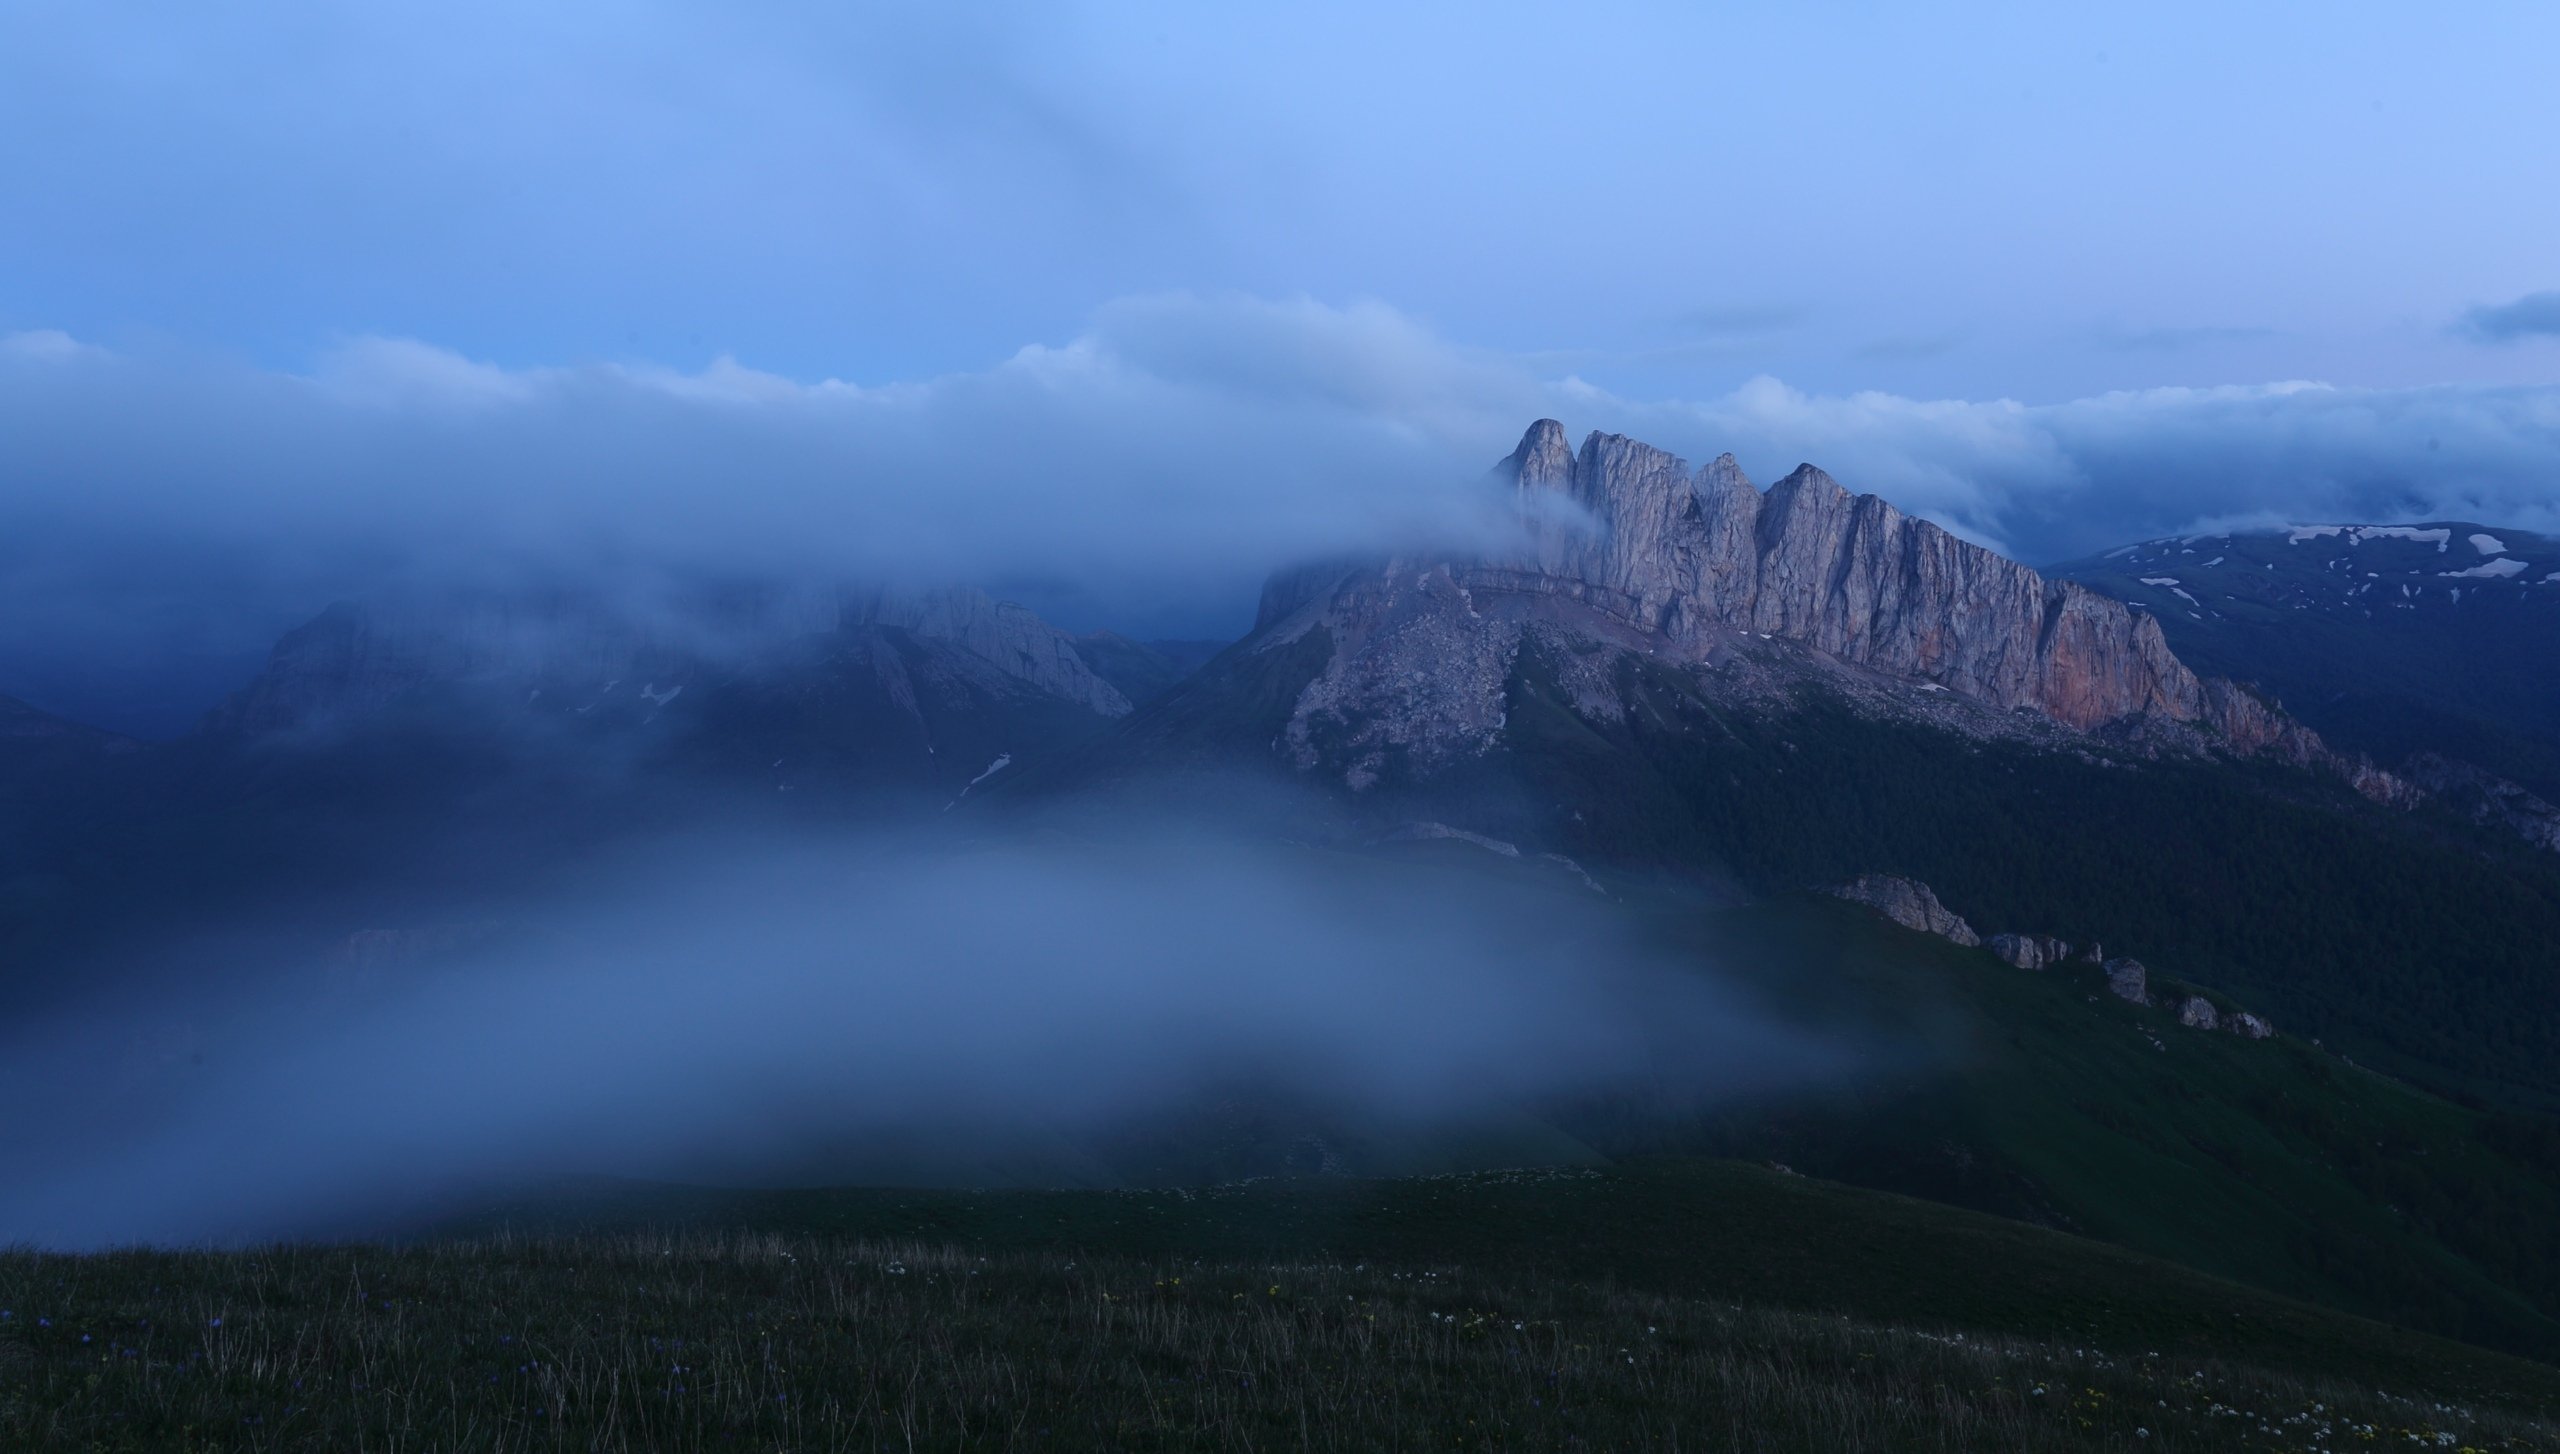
[11,1,2560,395]
[5,2,2560,731]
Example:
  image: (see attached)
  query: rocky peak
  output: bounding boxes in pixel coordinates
[1475,421,2345,750]
[1504,418,1576,499]
[1698,452,1753,496]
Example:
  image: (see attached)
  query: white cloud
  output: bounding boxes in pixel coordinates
[7,294,2560,731]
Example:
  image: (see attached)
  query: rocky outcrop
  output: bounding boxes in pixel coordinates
[1986,932,2072,970]
[1979,921,2277,1038]
[1826,874,1980,946]
[2104,958,2150,1005]
[2404,752,2560,853]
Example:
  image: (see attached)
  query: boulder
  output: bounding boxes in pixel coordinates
[1825,874,1980,946]
[2104,957,2149,1005]
[2177,995,2220,1030]
[2229,1012,2274,1040]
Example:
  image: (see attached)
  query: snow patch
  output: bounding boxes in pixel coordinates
[2356,526,2452,550]
[639,682,684,706]
[2470,532,2509,555]
[2139,576,2181,587]
[943,753,1015,811]
[2441,557,2528,580]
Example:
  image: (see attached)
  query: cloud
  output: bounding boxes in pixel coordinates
[2461,291,2560,343]
[0,296,1537,731]
[1582,375,2560,563]
[8,294,2560,733]
[0,814,1838,1246]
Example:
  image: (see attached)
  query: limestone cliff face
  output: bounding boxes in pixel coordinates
[1495,420,2241,735]
[1255,420,2375,788]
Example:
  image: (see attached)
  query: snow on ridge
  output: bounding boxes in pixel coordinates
[2356,526,2453,550]
[2442,557,2530,580]
[2470,532,2509,555]
[2286,524,2454,550]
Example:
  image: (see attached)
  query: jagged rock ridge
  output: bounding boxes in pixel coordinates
[1254,421,2377,790]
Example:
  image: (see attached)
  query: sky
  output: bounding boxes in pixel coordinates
[6,1,2560,732]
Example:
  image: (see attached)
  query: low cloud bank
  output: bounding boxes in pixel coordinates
[7,296,2560,733]
[0,817,1839,1248]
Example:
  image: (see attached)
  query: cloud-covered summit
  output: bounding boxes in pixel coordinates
[6,295,2560,735]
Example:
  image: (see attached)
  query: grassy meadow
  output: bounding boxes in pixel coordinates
[5,1229,2554,1453]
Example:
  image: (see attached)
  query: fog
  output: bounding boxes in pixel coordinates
[0,812,1838,1249]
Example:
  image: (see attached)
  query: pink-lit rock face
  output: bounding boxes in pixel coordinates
[1255,420,2388,794]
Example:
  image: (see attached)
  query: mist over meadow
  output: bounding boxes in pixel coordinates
[0,804,1844,1249]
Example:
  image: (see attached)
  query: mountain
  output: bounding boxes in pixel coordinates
[206,584,1130,796]
[0,583,1155,1015]
[1057,421,2560,1115]
[2051,523,2560,805]
[1186,419,2379,800]
[1075,418,2394,810]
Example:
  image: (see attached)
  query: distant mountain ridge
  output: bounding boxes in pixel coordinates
[2053,521,2560,805]
[209,583,1133,737]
